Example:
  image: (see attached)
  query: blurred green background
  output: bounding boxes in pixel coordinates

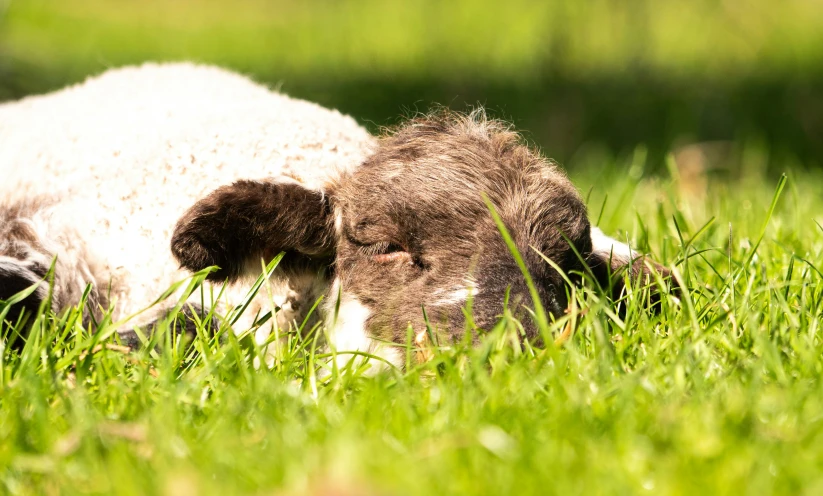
[1,0,822,169]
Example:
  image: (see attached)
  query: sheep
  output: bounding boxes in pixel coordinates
[170,104,673,369]
[0,62,671,367]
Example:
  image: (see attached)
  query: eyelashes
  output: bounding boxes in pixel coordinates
[344,230,425,268]
[373,251,414,264]
[356,241,421,267]
[345,231,406,257]
[359,241,406,257]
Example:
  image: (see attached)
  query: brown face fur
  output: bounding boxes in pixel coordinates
[332,112,591,343]
[171,110,669,353]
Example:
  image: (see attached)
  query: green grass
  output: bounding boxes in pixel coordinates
[2,155,823,495]
[4,0,823,165]
[4,0,822,81]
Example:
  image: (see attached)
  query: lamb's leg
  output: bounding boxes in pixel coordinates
[0,200,107,347]
[0,202,57,347]
[117,303,220,350]
[115,273,328,362]
[0,257,49,348]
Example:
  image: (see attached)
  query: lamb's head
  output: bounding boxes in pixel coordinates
[328,113,593,342]
[171,111,669,360]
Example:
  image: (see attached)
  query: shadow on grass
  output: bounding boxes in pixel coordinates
[2,57,822,169]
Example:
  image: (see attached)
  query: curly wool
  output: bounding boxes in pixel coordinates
[0,62,374,325]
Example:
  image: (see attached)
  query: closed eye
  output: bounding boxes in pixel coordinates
[355,241,419,266]
[374,250,413,264]
[362,242,408,262]
[346,231,424,268]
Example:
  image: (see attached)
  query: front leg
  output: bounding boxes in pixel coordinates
[117,303,220,350]
[0,257,49,348]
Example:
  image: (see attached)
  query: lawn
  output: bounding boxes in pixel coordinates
[2,1,823,492]
[2,152,821,494]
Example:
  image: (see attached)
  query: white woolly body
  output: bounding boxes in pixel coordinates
[0,63,375,334]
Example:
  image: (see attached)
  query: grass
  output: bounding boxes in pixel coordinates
[4,0,822,81]
[1,153,823,495]
[3,1,823,165]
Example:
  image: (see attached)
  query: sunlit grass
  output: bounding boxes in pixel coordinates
[1,160,822,494]
[3,0,822,82]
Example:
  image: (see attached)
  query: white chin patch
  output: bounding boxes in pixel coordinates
[430,276,479,307]
[324,278,402,374]
[590,227,635,260]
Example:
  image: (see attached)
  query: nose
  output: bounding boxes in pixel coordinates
[472,260,565,340]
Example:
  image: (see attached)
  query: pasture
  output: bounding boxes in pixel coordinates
[2,0,822,493]
[2,154,821,495]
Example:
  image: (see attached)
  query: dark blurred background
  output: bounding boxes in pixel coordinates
[1,0,822,171]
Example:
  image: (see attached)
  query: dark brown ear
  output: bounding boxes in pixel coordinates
[171,180,336,281]
[585,227,673,305]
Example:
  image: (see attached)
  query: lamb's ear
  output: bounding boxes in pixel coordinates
[171,180,335,282]
[585,227,673,305]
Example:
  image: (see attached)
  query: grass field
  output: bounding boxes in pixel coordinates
[2,1,822,493]
[1,153,821,494]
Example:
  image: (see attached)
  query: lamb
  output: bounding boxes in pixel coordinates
[171,110,672,369]
[0,62,671,367]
